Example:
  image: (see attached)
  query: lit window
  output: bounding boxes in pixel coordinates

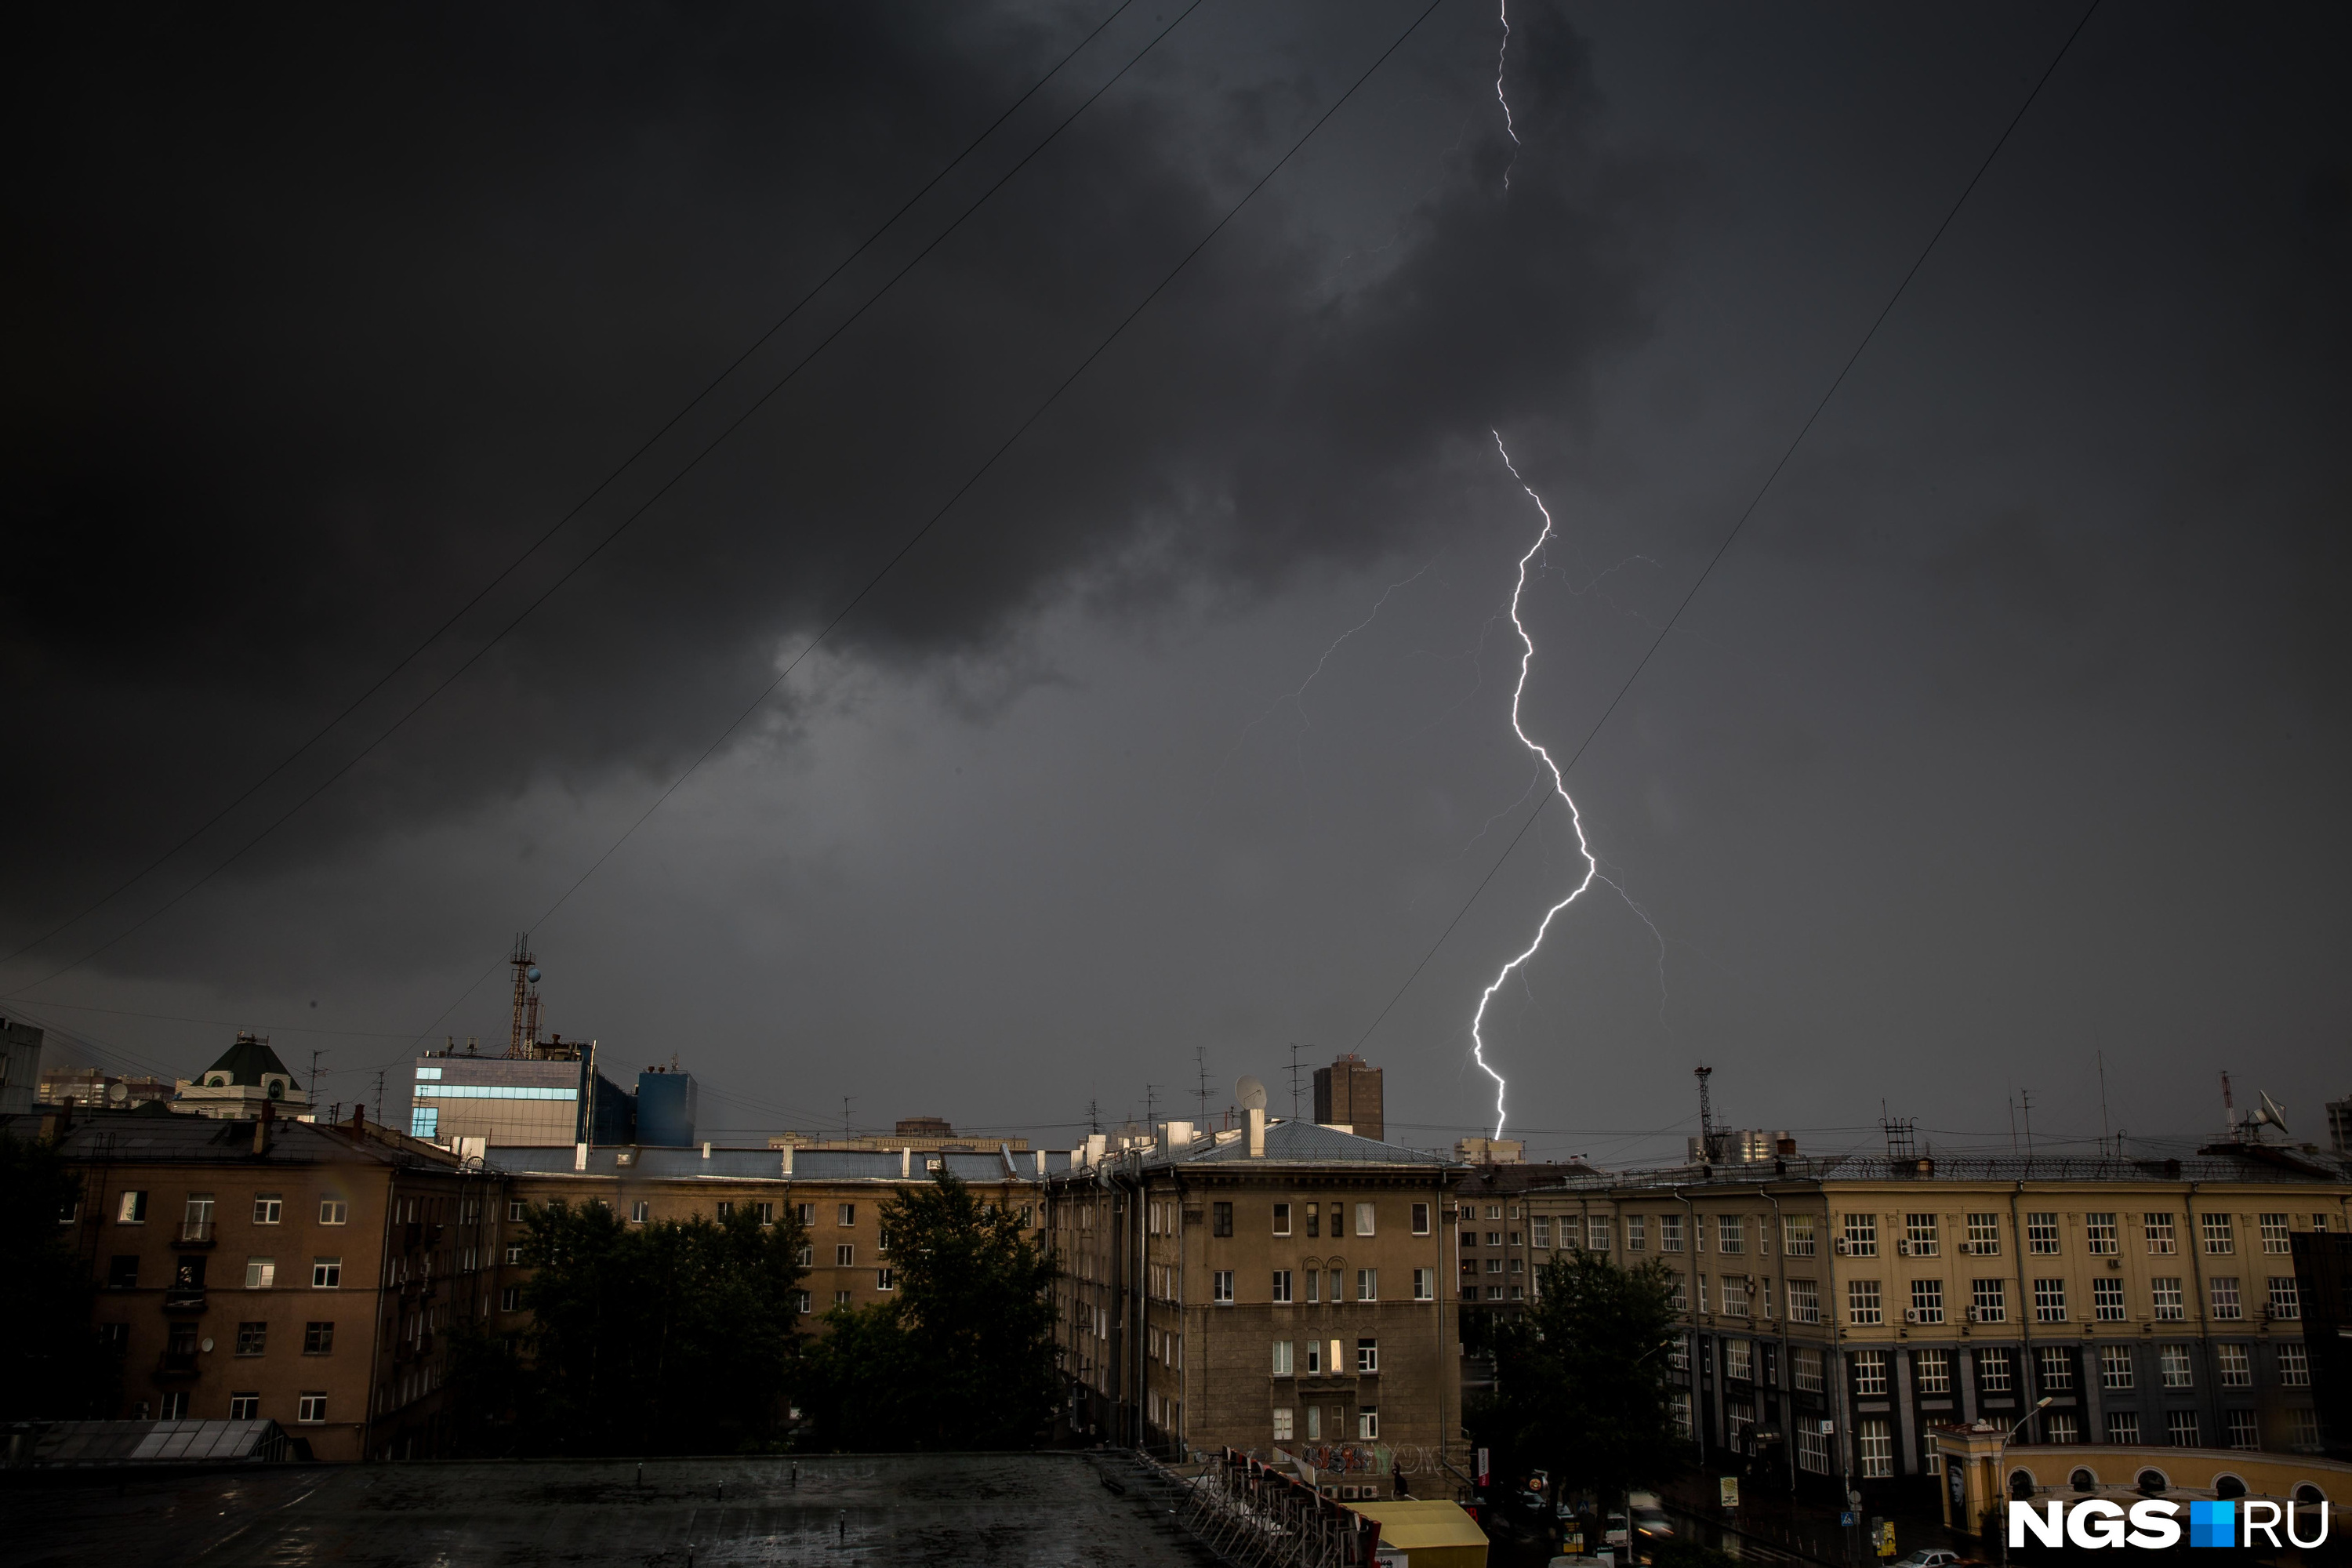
[244,1258,275,1290]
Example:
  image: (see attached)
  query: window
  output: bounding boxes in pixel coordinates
[713,1201,733,1221]
[794,1291,811,1316]
[117,1190,147,1224]
[2209,1276,2242,1320]
[1853,1349,1889,1396]
[1359,1410,1380,1441]
[181,1195,215,1241]
[2026,1212,2060,1254]
[1457,1203,1475,1221]
[2038,1347,2074,1391]
[1668,1276,1686,1313]
[1788,1279,1820,1323]
[303,1321,333,1354]
[2167,1411,2201,1447]
[833,1291,851,1307]
[319,1200,348,1226]
[409,1107,439,1139]
[245,1258,276,1290]
[2225,1410,2259,1450]
[1486,1232,1502,1248]
[1272,1340,1293,1376]
[630,1200,649,1224]
[1966,1213,2001,1254]
[2159,1345,2194,1388]
[1660,1214,1684,1253]
[2100,1345,2136,1389]
[236,1321,267,1356]
[2034,1278,2067,1322]
[797,1243,815,1266]
[107,1255,138,1290]
[830,1243,854,1267]
[1914,1348,1951,1394]
[1628,1214,1647,1251]
[1486,1205,1501,1221]
[1306,1270,1320,1303]
[1910,1279,1944,1325]
[1356,1269,1377,1302]
[2106,1412,2141,1444]
[1273,1270,1292,1304]
[500,1285,522,1312]
[2085,1213,2118,1254]
[1722,1277,1749,1318]
[1798,1426,1830,1474]
[1694,1215,1708,1253]
[2093,1278,2126,1322]
[2289,1410,2321,1449]
[229,1393,260,1421]
[795,1203,815,1226]
[838,1204,856,1226]
[311,1258,341,1289]
[1779,1214,1815,1256]
[1533,1217,1551,1247]
[2217,1344,2252,1388]
[1697,1275,1708,1313]
[1847,1279,1882,1325]
[2268,1277,2301,1319]
[1667,1338,1690,1372]
[2151,1276,2184,1319]
[1411,1203,1430,1236]
[1355,1203,1375,1237]
[755,1203,775,1226]
[296,1394,328,1425]
[1356,1338,1378,1374]
[1725,1339,1753,1381]
[1972,1277,2007,1323]
[1273,1203,1291,1236]
[1413,1269,1435,1301]
[1304,1341,1322,1375]
[1842,1213,1878,1257]
[2201,1213,2234,1254]
[2279,1343,2310,1387]
[2144,1212,2176,1254]
[877,1268,895,1291]
[1719,1215,1744,1254]
[252,1194,283,1225]
[1858,1419,1893,1479]
[1980,1347,2014,1394]
[1213,1202,1233,1237]
[1671,1390,1695,1442]
[1588,1216,1613,1252]
[1904,1214,1938,1256]
[1272,1407,1294,1442]
[1214,1271,1234,1304]
[1305,1206,1321,1240]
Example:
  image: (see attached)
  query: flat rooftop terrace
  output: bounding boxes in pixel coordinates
[0,1452,1216,1568]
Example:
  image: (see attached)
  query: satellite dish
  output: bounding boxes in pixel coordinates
[1236,1075,1268,1113]
[2254,1091,2289,1138]
[107,1081,129,1104]
[526,966,542,983]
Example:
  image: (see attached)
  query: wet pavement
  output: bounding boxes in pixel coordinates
[0,1452,1221,1568]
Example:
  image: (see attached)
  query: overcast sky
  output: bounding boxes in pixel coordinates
[5,1,2347,1165]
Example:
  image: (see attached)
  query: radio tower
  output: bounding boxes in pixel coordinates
[507,935,541,1058]
[1694,1064,1720,1163]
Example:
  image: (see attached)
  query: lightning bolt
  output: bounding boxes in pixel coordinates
[1495,2,1519,189]
[1468,434,1601,1140]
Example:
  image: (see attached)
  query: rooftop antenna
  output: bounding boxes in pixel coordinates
[1145,1084,1160,1130]
[841,1096,855,1138]
[373,1070,385,1130]
[1881,1112,1918,1163]
[2220,1071,2236,1139]
[1196,1047,1210,1131]
[1288,1043,1305,1121]
[309,1049,325,1099]
[1086,1099,1102,1136]
[1693,1064,1719,1161]
[2020,1087,2035,1158]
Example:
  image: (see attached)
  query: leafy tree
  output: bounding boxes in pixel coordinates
[0,1132,113,1418]
[800,1171,1058,1450]
[506,1200,808,1454]
[1470,1247,1684,1516]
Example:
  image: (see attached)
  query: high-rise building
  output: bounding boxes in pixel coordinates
[1312,1053,1384,1142]
[1,1015,44,1115]
[406,1037,632,1149]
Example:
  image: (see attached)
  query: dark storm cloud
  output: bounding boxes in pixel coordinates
[2,0,1661,935]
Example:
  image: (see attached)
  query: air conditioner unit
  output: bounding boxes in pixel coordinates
[1896,1240,1911,1257]
[1834,1239,1851,1256]
[1904,1308,1921,1323]
[1817,1420,1836,1435]
[1966,1307,1983,1323]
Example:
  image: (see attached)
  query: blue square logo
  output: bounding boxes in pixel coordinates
[2190,1499,2235,1548]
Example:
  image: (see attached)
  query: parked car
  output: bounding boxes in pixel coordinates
[1603,1513,1630,1547]
[1890,1552,1963,1568]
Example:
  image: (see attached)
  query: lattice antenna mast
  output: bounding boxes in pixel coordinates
[1693,1064,1719,1161]
[507,934,539,1057]
[1882,1113,1919,1163]
[1196,1047,1210,1130]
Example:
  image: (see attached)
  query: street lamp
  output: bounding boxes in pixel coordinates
[1994,1397,2056,1568]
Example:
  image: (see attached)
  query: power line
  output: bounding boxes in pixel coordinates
[0,0,1167,994]
[1348,0,2103,1054]
[391,0,1453,1059]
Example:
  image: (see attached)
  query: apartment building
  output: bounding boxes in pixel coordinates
[1523,1146,2351,1508]
[485,1141,1051,1326]
[1312,1054,1385,1142]
[26,1105,505,1461]
[1044,1115,1466,1483]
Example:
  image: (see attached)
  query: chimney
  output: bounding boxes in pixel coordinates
[573,1142,588,1171]
[780,1145,795,1177]
[1033,1149,1046,1176]
[253,1098,274,1156]
[900,1147,912,1179]
[1247,1107,1265,1158]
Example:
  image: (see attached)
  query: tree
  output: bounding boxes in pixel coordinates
[0,1132,113,1419]
[1471,1248,1684,1515]
[800,1171,1058,1450]
[504,1200,808,1454]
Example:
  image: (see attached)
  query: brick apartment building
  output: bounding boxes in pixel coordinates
[24,1105,503,1461]
[1044,1113,1468,1487]
[1519,1142,2352,1509]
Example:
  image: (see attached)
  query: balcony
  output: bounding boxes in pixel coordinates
[162,1289,208,1313]
[173,1221,216,1249]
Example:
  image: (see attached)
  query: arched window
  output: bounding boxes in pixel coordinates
[2009,1471,2036,1501]
[2071,1469,2098,1494]
[2294,1483,2327,1507]
[2136,1470,2169,1496]
[2212,1475,2247,1500]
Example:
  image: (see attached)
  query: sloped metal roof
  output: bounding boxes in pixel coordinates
[1165,1118,1454,1169]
